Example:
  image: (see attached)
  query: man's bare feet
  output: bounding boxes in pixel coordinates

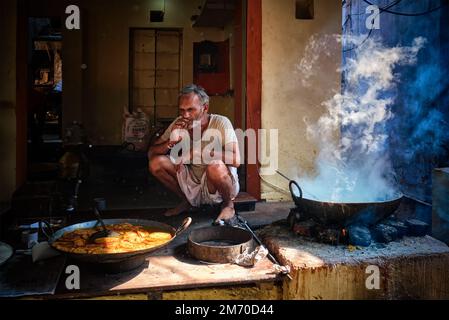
[215,202,235,222]
[164,200,192,217]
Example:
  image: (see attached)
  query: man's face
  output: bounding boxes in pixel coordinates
[179,93,208,125]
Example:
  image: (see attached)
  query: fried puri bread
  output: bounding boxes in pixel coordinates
[53,223,173,254]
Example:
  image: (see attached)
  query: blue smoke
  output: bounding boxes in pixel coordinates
[343,0,449,203]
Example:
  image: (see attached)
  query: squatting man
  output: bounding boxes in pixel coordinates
[148,84,240,223]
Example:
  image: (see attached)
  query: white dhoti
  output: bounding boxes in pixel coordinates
[176,164,240,207]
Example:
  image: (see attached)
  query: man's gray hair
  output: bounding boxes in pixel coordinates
[179,84,209,106]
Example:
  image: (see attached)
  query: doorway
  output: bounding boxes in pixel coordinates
[129,28,182,131]
[27,17,63,180]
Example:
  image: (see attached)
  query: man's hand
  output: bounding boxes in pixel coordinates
[148,118,190,159]
[168,119,189,148]
[172,118,189,131]
[167,137,182,149]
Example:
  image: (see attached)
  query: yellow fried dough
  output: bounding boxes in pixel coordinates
[53,224,173,254]
[137,230,150,238]
[94,237,120,244]
[71,247,89,254]
[119,241,136,249]
[146,232,172,241]
[74,239,86,247]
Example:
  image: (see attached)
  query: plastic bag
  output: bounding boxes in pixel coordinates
[232,245,269,267]
[122,107,150,151]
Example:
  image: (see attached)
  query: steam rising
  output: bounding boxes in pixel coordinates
[296,35,426,202]
[297,34,339,88]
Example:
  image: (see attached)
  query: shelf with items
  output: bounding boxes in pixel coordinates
[193,39,230,95]
[27,18,64,167]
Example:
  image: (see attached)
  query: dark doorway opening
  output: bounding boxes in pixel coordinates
[27,17,63,181]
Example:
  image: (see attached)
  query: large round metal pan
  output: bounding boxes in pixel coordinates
[48,217,191,264]
[289,181,403,226]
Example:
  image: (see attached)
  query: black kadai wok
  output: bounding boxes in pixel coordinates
[289,181,403,227]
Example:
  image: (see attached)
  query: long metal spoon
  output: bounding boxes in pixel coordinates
[236,214,293,280]
[88,206,120,244]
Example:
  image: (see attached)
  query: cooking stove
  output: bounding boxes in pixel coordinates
[287,195,431,246]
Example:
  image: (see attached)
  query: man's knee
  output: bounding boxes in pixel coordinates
[149,155,169,176]
[206,160,228,181]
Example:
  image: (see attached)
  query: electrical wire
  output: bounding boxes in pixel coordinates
[343,0,447,58]
[259,175,290,195]
[343,25,374,52]
[363,0,448,16]
[259,169,295,196]
[342,0,404,25]
[343,0,403,53]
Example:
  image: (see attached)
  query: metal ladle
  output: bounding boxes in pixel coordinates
[88,199,119,244]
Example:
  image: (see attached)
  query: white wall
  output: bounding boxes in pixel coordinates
[261,0,342,201]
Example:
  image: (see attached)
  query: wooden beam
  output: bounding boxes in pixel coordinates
[233,0,243,130]
[246,0,262,200]
[16,0,28,187]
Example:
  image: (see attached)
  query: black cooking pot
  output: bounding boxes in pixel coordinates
[48,217,191,272]
[289,181,403,227]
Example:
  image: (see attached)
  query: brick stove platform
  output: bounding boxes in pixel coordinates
[258,223,449,299]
